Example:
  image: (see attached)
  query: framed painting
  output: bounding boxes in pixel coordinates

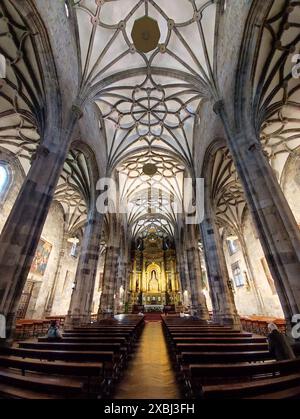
[30,238,52,277]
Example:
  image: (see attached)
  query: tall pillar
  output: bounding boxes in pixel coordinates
[65,210,103,327]
[218,105,300,327]
[98,219,121,319]
[201,217,241,328]
[0,111,79,344]
[114,254,124,313]
[114,228,129,313]
[176,242,191,307]
[186,240,210,321]
[98,245,119,318]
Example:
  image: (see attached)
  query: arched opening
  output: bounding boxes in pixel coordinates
[0,162,10,198]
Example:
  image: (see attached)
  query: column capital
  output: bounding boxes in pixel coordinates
[31,144,50,162]
[213,99,225,115]
[71,104,84,119]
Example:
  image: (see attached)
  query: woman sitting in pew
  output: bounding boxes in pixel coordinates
[46,320,63,341]
[267,323,296,361]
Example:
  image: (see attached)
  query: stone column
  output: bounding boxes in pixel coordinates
[0,111,79,344]
[98,245,119,318]
[114,228,128,313]
[98,220,120,319]
[175,241,190,306]
[218,105,300,327]
[121,251,131,312]
[123,251,131,297]
[65,210,103,327]
[114,253,123,313]
[186,236,210,321]
[201,217,241,328]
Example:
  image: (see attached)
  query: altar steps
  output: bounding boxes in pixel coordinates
[144,313,163,322]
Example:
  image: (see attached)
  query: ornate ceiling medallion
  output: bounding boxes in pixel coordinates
[131,16,160,54]
[142,163,158,177]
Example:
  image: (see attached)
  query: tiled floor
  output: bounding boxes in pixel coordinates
[114,322,181,399]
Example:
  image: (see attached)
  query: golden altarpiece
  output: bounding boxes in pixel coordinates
[129,233,180,312]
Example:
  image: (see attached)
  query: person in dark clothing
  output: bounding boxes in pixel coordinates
[267,323,296,361]
[46,320,62,341]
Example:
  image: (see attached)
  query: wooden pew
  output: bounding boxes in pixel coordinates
[169,332,253,338]
[0,384,65,399]
[179,351,273,365]
[163,325,248,334]
[0,353,105,398]
[161,317,300,399]
[18,341,128,368]
[40,336,127,344]
[2,346,116,364]
[172,336,266,344]
[202,374,300,399]
[1,315,145,399]
[0,368,84,399]
[189,358,300,384]
[19,341,123,352]
[64,331,132,338]
[176,343,269,353]
[0,354,103,379]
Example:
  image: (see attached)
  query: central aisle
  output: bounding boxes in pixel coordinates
[114,321,181,399]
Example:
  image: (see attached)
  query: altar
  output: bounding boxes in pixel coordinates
[129,232,181,313]
[144,305,164,313]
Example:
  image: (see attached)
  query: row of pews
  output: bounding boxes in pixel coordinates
[0,315,144,399]
[162,317,300,399]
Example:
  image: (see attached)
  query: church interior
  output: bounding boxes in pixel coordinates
[0,0,299,400]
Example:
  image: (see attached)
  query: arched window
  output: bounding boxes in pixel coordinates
[0,162,11,200]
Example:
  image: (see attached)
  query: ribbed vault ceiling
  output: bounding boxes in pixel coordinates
[0,1,92,239]
[211,147,247,236]
[118,148,185,238]
[0,0,298,246]
[74,0,219,239]
[253,0,300,181]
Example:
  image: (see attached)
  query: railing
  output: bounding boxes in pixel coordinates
[15,316,66,340]
[240,316,286,336]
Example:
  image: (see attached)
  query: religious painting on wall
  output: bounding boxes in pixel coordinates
[30,238,52,277]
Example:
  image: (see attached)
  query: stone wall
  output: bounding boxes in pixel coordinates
[50,240,80,317]
[223,213,284,318]
[28,202,64,319]
[0,151,25,235]
[0,156,79,318]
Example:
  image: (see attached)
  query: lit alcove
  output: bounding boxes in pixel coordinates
[0,163,9,197]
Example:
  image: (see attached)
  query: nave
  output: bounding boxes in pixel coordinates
[114,321,180,399]
[0,0,299,400]
[1,314,300,399]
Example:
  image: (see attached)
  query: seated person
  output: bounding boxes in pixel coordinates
[46,320,62,341]
[191,309,199,321]
[267,323,296,361]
